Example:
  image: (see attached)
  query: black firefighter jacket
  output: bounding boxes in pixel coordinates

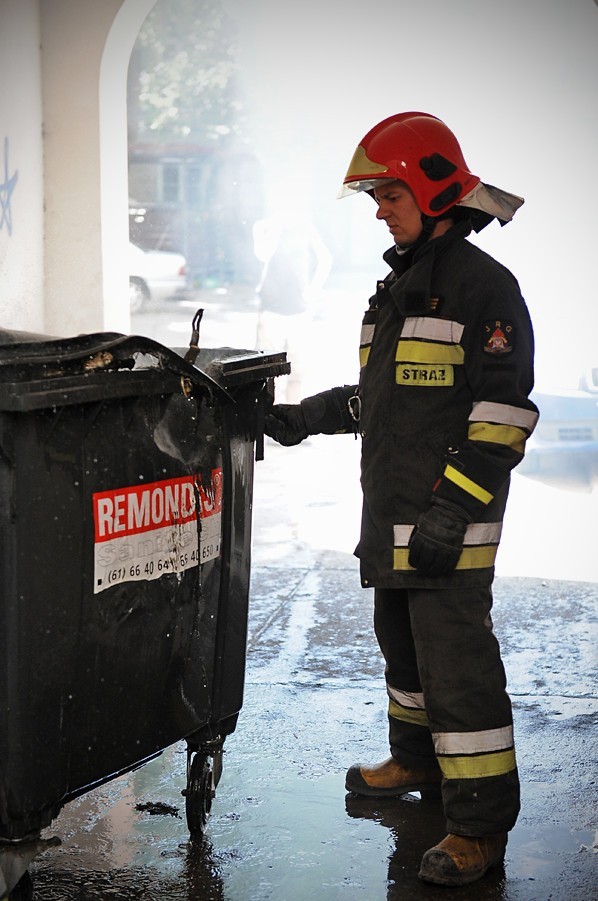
[318,222,539,590]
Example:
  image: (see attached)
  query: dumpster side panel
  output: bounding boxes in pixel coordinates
[1,409,86,833]
[0,386,228,838]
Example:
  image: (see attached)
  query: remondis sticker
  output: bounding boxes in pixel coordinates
[92,470,222,593]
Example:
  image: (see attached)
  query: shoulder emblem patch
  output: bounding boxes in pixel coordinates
[483,319,514,355]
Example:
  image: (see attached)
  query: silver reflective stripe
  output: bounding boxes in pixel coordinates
[463,522,502,546]
[360,323,375,345]
[388,685,425,709]
[393,524,415,547]
[394,522,502,547]
[469,401,539,432]
[401,317,464,343]
[432,725,514,755]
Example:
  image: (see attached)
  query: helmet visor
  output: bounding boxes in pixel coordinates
[337,176,398,199]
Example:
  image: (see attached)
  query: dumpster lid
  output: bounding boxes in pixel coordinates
[0,330,290,411]
[175,347,291,388]
[0,329,229,411]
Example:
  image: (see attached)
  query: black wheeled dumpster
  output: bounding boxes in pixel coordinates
[0,326,289,899]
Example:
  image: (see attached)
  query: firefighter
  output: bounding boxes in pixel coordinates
[264,112,539,887]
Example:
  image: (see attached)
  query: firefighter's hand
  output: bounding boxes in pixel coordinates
[264,404,309,446]
[408,499,471,576]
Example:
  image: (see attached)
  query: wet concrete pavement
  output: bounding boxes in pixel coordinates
[26,431,597,901]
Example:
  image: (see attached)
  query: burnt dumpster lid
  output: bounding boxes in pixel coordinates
[0,328,228,411]
[174,346,291,388]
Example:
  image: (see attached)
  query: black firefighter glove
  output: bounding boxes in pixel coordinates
[264,388,353,447]
[408,498,472,577]
[264,403,309,446]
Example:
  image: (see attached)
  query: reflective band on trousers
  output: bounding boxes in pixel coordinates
[389,697,429,727]
[433,725,514,755]
[434,726,516,779]
[388,685,428,727]
[436,748,517,780]
[388,685,426,710]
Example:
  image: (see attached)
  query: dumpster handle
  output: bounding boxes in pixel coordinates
[255,382,269,462]
[183,309,204,367]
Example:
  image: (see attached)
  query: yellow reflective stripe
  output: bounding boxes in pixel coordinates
[444,464,494,505]
[470,401,539,433]
[401,317,464,343]
[455,546,498,569]
[438,749,517,779]
[359,346,370,368]
[393,545,498,571]
[468,421,527,453]
[389,698,429,727]
[396,340,464,365]
[433,726,514,755]
[393,549,415,570]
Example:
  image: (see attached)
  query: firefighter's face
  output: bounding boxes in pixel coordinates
[373,180,423,247]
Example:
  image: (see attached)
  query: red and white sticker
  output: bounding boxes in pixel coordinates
[92,470,222,593]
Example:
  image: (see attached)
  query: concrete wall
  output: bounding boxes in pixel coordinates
[0,0,156,338]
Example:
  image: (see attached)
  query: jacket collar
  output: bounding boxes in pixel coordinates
[382,219,472,276]
[383,221,471,316]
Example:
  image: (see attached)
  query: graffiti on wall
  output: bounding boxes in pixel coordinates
[0,137,18,236]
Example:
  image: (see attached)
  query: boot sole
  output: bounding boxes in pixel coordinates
[345,775,441,799]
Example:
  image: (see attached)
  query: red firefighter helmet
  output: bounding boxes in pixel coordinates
[339,112,523,225]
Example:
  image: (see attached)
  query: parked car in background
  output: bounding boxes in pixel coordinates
[517,366,598,491]
[129,242,188,312]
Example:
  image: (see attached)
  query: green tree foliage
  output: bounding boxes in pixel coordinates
[128,0,246,145]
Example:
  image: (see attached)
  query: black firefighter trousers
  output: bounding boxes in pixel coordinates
[374,585,520,836]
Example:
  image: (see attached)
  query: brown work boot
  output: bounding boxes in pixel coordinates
[345,756,442,799]
[419,832,507,885]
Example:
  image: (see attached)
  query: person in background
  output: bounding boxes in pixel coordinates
[253,214,332,402]
[264,112,539,887]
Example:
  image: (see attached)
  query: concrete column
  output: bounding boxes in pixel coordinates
[100,0,158,334]
[41,0,157,337]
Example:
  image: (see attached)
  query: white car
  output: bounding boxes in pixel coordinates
[129,242,188,312]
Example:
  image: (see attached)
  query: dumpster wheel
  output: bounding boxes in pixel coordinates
[184,751,214,838]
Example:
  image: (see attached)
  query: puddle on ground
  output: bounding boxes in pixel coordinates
[26,744,595,900]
